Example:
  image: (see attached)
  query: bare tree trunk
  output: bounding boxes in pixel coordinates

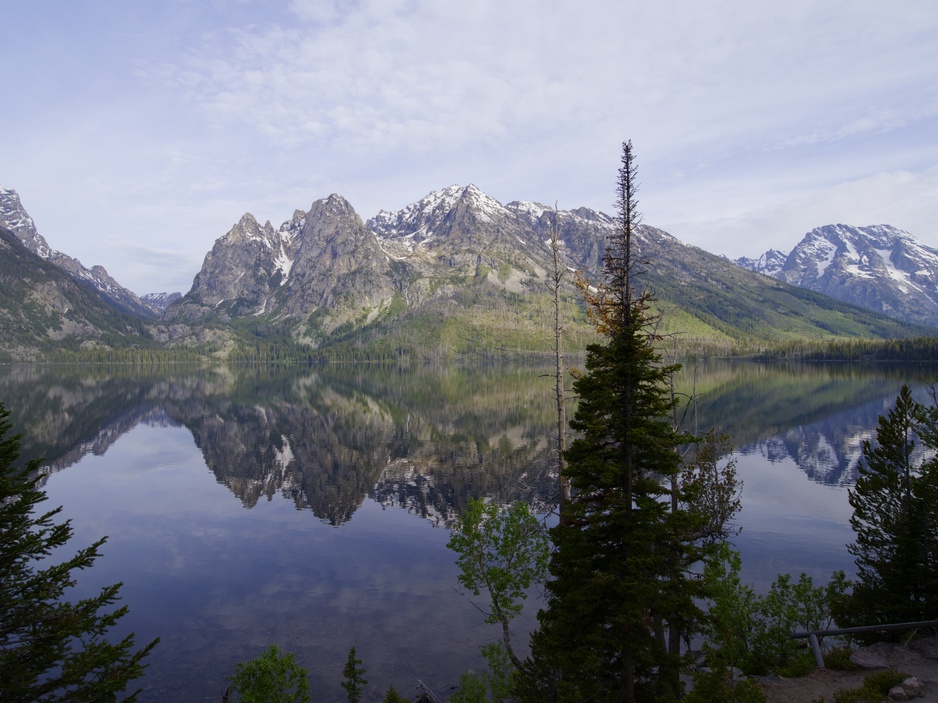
[548,205,570,517]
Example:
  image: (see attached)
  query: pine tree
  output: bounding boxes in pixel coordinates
[0,402,158,703]
[381,685,409,703]
[839,385,938,631]
[341,645,367,703]
[520,142,708,703]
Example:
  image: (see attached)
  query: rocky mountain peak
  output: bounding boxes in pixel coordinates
[737,223,938,327]
[736,248,788,276]
[141,292,182,310]
[308,194,361,224]
[0,186,154,318]
[281,209,307,234]
[0,187,54,259]
[368,184,513,242]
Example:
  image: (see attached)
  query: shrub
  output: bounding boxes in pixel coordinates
[228,645,311,703]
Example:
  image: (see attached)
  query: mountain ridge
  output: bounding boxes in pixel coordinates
[0,224,151,360]
[1,184,934,360]
[0,187,157,319]
[162,184,930,357]
[737,224,938,328]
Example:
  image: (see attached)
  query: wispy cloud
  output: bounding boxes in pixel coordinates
[1,0,937,294]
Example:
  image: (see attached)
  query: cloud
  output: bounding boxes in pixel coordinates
[663,165,938,258]
[3,0,938,294]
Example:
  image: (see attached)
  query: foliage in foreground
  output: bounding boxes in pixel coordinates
[227,645,311,703]
[447,499,550,671]
[0,402,157,703]
[515,141,741,703]
[702,544,850,676]
[813,669,909,703]
[684,666,765,703]
[342,645,368,703]
[836,384,938,636]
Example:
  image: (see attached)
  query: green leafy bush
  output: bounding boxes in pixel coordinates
[819,669,908,703]
[228,645,311,703]
[702,545,850,677]
[824,644,857,671]
[685,666,766,703]
[450,671,487,703]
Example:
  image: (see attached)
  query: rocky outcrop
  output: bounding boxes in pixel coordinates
[0,187,155,318]
[738,224,938,328]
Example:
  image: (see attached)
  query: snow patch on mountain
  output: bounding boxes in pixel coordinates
[369,184,512,242]
[274,242,293,284]
[737,223,938,328]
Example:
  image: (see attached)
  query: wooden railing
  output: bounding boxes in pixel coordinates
[791,620,938,668]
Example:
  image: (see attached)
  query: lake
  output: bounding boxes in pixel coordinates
[2,360,936,701]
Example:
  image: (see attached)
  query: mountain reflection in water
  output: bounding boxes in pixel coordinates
[1,360,935,701]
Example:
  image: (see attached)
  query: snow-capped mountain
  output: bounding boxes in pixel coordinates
[735,249,787,278]
[169,184,659,337]
[370,184,514,244]
[163,184,921,353]
[168,193,397,333]
[0,187,155,319]
[2,181,927,359]
[737,224,938,328]
[140,292,182,310]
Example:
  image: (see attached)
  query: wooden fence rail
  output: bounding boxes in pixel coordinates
[791,619,938,669]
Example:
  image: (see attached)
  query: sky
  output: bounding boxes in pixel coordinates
[2,0,937,296]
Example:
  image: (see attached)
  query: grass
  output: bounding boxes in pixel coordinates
[812,670,909,703]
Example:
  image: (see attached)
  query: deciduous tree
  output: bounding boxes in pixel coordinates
[447,499,549,670]
[228,644,311,703]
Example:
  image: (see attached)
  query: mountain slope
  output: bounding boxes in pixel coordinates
[3,182,931,361]
[0,187,155,319]
[737,224,938,328]
[166,185,931,358]
[0,225,149,360]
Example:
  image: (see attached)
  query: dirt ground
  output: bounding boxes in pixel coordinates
[760,639,938,702]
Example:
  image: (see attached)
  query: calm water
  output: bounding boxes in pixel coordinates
[1,360,935,701]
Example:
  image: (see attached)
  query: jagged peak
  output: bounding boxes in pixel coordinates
[237,212,259,227]
[506,199,616,227]
[442,183,509,218]
[0,187,54,259]
[0,187,33,224]
[217,212,278,250]
[505,200,553,224]
[370,183,512,235]
[810,223,915,247]
[278,209,307,241]
[736,248,788,275]
[310,193,358,217]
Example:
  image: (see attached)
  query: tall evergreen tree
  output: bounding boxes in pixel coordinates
[0,403,157,703]
[520,142,711,703]
[341,645,367,703]
[839,385,938,631]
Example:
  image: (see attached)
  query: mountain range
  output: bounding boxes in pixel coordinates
[736,224,938,328]
[0,184,933,361]
[0,188,156,319]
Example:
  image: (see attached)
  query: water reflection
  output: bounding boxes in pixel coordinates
[0,363,561,525]
[2,361,937,700]
[3,361,936,516]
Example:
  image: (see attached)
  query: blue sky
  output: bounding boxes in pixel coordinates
[3,0,937,295]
